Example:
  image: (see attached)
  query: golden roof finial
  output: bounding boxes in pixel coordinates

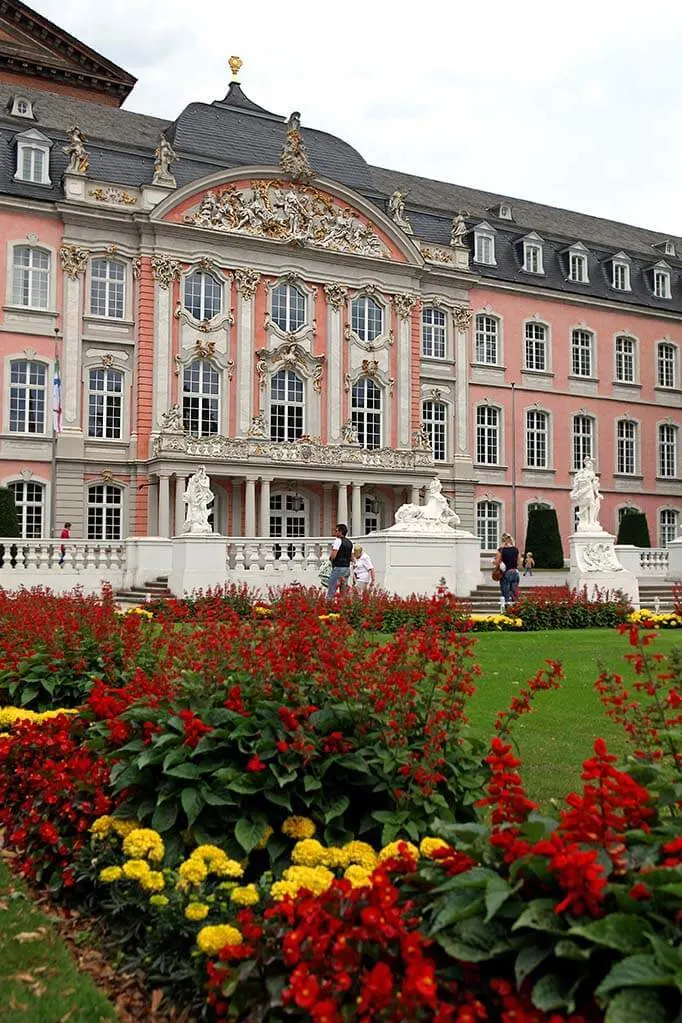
[228,56,243,82]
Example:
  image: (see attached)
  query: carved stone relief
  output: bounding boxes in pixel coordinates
[453,306,472,331]
[59,245,89,279]
[151,255,181,289]
[234,268,261,299]
[255,339,325,393]
[175,339,234,380]
[323,283,348,310]
[393,293,417,319]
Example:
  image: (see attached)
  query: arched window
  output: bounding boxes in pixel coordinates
[422,400,447,461]
[183,271,222,321]
[475,314,499,365]
[525,409,549,468]
[90,258,125,318]
[571,328,594,377]
[183,359,219,437]
[351,377,382,449]
[572,414,594,470]
[270,369,304,442]
[271,283,306,333]
[421,307,446,358]
[87,484,122,540]
[8,480,44,538]
[9,359,46,433]
[657,342,677,389]
[658,424,678,479]
[476,500,501,549]
[660,509,679,546]
[525,322,547,371]
[351,296,383,342]
[12,245,50,309]
[476,405,500,465]
[617,419,638,476]
[88,368,123,439]
[615,335,636,383]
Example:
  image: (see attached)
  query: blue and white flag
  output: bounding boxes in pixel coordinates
[53,353,62,434]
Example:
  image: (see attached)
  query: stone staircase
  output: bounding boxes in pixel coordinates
[115,576,172,607]
[463,580,680,614]
[638,582,680,612]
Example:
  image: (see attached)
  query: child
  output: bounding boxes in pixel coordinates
[522,551,535,576]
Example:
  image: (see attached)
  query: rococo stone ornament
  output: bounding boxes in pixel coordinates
[323,283,348,310]
[255,339,325,393]
[234,268,261,298]
[185,180,389,258]
[151,255,181,288]
[393,293,417,319]
[59,245,89,279]
[453,306,472,330]
[279,111,315,184]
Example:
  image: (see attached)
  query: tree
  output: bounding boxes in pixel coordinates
[0,487,20,538]
[616,510,651,547]
[523,506,564,569]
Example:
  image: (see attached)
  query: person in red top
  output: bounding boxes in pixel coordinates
[59,522,71,566]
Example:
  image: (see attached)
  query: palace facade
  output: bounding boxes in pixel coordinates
[0,0,680,549]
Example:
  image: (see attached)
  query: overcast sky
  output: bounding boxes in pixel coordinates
[35,0,682,236]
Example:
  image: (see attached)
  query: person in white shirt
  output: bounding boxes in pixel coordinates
[352,545,375,592]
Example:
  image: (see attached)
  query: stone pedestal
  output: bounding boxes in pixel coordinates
[452,247,470,271]
[667,537,682,580]
[168,535,227,596]
[124,537,171,590]
[361,531,482,597]
[569,531,639,606]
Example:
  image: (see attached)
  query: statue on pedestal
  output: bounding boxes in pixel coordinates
[450,211,468,248]
[570,457,603,532]
[63,126,89,174]
[388,476,460,534]
[153,133,178,187]
[183,465,214,534]
[388,189,413,234]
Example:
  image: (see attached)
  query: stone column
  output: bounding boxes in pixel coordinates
[322,483,334,537]
[324,284,347,443]
[454,306,475,485]
[151,257,178,432]
[411,485,421,505]
[235,270,261,435]
[337,482,349,526]
[351,482,362,536]
[158,472,170,538]
[394,295,416,448]
[259,476,272,537]
[59,246,88,458]
[174,475,186,536]
[245,476,257,536]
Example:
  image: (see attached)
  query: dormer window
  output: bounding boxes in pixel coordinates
[10,96,34,119]
[474,223,496,265]
[488,203,513,221]
[522,233,544,274]
[653,263,672,299]
[611,254,631,291]
[14,129,52,185]
[566,243,589,283]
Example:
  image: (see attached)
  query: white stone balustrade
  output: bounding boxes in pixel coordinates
[0,538,126,594]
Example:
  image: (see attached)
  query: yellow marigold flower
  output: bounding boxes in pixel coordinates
[185,902,210,921]
[111,819,140,839]
[192,844,227,862]
[342,841,377,870]
[230,884,259,906]
[378,840,419,863]
[196,924,243,956]
[91,816,114,838]
[149,894,169,907]
[282,816,317,840]
[211,856,244,879]
[291,838,326,867]
[344,865,372,888]
[178,857,208,886]
[270,880,299,901]
[420,837,450,859]
[282,865,334,895]
[122,859,151,881]
[322,846,349,869]
[122,828,165,863]
[139,871,165,892]
[99,866,123,883]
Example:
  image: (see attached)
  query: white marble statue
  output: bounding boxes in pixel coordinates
[159,403,183,432]
[450,211,468,248]
[387,476,461,534]
[570,457,604,532]
[388,189,413,234]
[153,133,178,186]
[63,126,89,174]
[183,465,214,534]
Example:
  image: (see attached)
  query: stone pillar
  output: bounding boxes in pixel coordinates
[453,307,475,486]
[322,483,334,537]
[235,271,261,435]
[396,300,414,448]
[58,247,88,461]
[259,476,272,537]
[324,284,347,443]
[174,475,186,536]
[151,267,175,433]
[158,473,170,538]
[245,476,257,536]
[351,482,362,536]
[411,485,421,505]
[337,482,348,526]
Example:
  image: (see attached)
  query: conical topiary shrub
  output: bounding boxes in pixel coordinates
[616,510,651,547]
[0,487,20,538]
[523,506,564,569]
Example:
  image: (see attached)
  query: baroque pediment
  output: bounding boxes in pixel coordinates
[182,179,391,259]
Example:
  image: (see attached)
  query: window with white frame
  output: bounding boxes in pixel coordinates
[526,409,549,468]
[269,493,307,541]
[364,495,381,534]
[8,480,44,539]
[524,322,548,372]
[476,405,500,465]
[15,131,51,184]
[523,240,543,274]
[475,314,499,364]
[474,230,495,265]
[270,369,304,442]
[183,270,222,321]
[422,400,447,461]
[182,359,219,437]
[87,484,122,540]
[572,414,594,470]
[351,377,382,450]
[617,420,638,475]
[569,250,588,283]
[351,295,383,342]
[660,508,679,546]
[421,306,446,358]
[612,260,631,291]
[615,335,636,383]
[571,329,594,377]
[88,367,123,439]
[11,245,50,309]
[271,283,306,333]
[657,342,677,388]
[90,258,125,319]
[658,424,678,479]
[11,97,34,118]
[9,359,46,433]
[476,500,500,549]
[653,266,672,299]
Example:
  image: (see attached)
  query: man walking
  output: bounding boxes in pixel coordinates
[326,523,353,599]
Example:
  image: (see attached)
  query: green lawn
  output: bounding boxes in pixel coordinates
[0,858,117,1023]
[466,628,682,808]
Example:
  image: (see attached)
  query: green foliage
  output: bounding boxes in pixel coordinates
[617,510,651,547]
[523,507,564,569]
[0,487,20,538]
[511,586,632,631]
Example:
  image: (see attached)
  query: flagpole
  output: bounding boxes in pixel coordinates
[50,329,62,539]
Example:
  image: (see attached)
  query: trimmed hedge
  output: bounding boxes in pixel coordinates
[523,506,564,568]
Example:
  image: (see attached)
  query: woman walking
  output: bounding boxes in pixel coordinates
[494,533,520,606]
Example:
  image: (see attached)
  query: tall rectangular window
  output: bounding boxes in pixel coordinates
[88,368,123,439]
[183,359,219,437]
[525,322,547,372]
[270,369,304,442]
[87,484,122,540]
[569,252,588,283]
[612,261,630,291]
[523,243,543,273]
[658,424,677,479]
[615,336,635,383]
[8,480,44,539]
[660,509,679,546]
[422,400,447,461]
[90,259,125,319]
[476,500,500,549]
[571,329,593,377]
[572,415,594,470]
[476,405,500,465]
[474,233,495,265]
[12,246,50,309]
[526,410,548,468]
[653,268,671,299]
[474,315,498,364]
[421,307,446,358]
[351,377,382,450]
[617,420,637,475]
[657,343,676,388]
[9,359,46,433]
